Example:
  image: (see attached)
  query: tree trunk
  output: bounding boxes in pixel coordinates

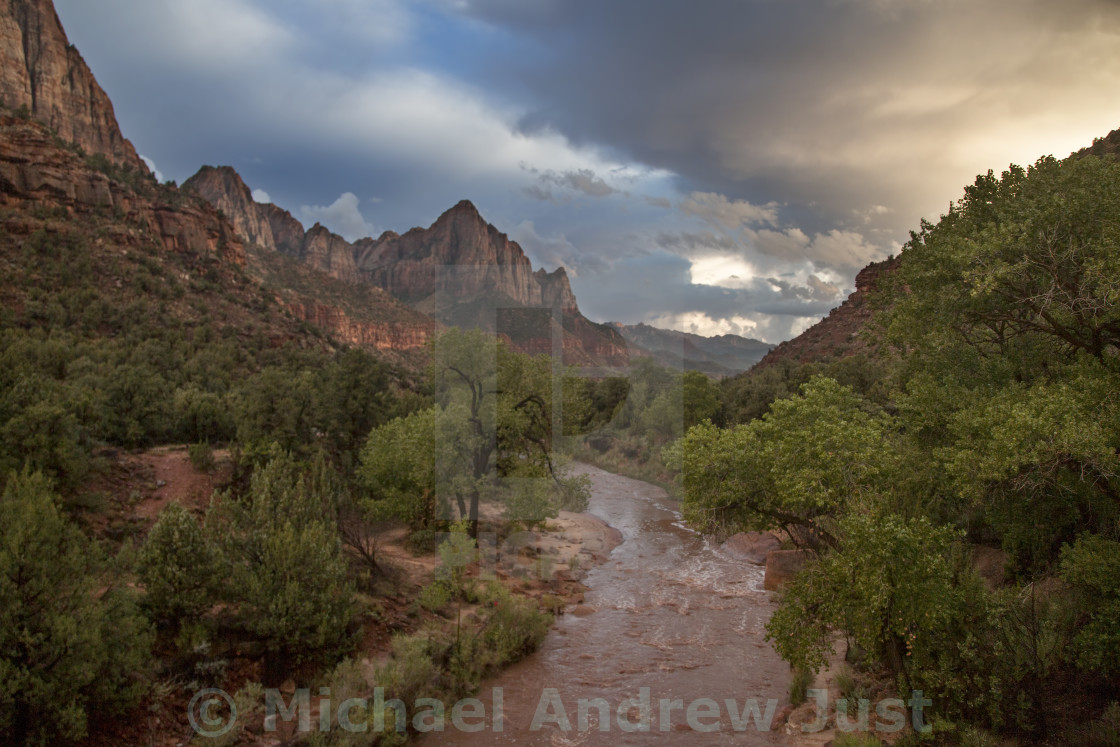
[468,490,480,540]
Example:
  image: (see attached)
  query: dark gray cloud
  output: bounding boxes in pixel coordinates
[458,0,1120,234]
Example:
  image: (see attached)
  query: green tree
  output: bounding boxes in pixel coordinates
[431,328,588,537]
[314,347,395,464]
[0,470,152,744]
[680,376,889,549]
[137,502,221,629]
[682,370,721,429]
[209,452,355,676]
[766,511,966,675]
[231,367,316,453]
[1059,534,1120,676]
[358,408,437,530]
[889,155,1120,365]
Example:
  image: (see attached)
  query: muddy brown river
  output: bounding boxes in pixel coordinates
[423,463,792,745]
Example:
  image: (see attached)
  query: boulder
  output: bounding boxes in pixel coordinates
[722,531,781,565]
[764,549,809,591]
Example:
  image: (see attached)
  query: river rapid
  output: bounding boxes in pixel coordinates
[423,462,792,745]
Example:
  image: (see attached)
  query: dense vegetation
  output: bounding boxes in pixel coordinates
[0,162,619,743]
[678,152,1120,742]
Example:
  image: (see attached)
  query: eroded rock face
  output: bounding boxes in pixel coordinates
[0,114,244,268]
[183,166,360,283]
[186,168,629,367]
[303,223,359,284]
[0,0,146,172]
[355,200,579,310]
[281,299,431,352]
[180,165,276,253]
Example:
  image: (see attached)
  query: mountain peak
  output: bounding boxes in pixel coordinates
[435,199,485,227]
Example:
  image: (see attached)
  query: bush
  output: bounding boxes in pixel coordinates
[832,734,881,747]
[0,470,152,744]
[137,502,220,628]
[418,580,453,613]
[1060,534,1120,676]
[789,666,812,706]
[209,453,356,677]
[188,441,215,472]
[405,528,437,556]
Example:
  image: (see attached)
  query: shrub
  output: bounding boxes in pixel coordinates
[209,453,356,676]
[789,666,812,707]
[832,734,881,747]
[0,470,153,744]
[1060,534,1120,676]
[188,441,216,472]
[137,502,220,628]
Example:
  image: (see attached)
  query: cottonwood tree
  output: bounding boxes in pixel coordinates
[362,328,588,540]
[679,376,890,550]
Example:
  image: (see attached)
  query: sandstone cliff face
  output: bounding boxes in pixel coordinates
[180,165,276,252]
[262,202,306,258]
[281,299,431,352]
[0,114,244,267]
[303,223,359,284]
[183,166,360,283]
[0,0,145,172]
[752,256,900,369]
[355,200,578,310]
[185,167,626,367]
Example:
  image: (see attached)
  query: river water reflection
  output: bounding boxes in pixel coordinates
[423,462,791,745]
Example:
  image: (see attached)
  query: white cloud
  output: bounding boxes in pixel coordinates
[252,188,272,204]
[104,0,294,73]
[688,255,759,289]
[644,310,820,344]
[280,67,668,191]
[298,192,375,241]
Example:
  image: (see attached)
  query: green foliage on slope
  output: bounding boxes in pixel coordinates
[678,151,1120,738]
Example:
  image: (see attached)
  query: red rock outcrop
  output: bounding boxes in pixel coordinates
[179,164,275,251]
[752,256,900,370]
[186,167,627,367]
[281,299,431,352]
[303,223,359,284]
[355,200,579,310]
[183,166,359,283]
[262,202,306,258]
[0,113,244,267]
[0,0,146,172]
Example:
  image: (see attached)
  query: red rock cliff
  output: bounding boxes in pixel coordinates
[355,200,577,309]
[0,113,243,267]
[0,0,146,172]
[183,165,359,283]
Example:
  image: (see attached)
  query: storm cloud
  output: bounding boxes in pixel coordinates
[52,0,1120,342]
